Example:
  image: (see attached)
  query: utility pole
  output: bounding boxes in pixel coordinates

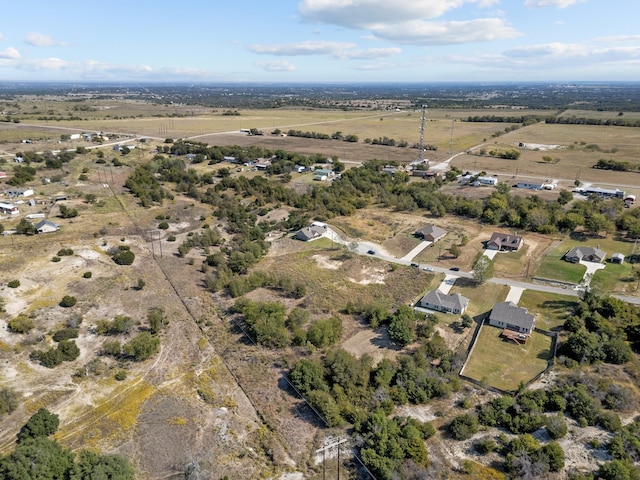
[316,438,347,480]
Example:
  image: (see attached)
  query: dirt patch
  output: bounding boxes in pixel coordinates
[312,254,342,270]
[341,327,399,365]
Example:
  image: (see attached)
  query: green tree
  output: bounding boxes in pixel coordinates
[472,255,494,284]
[15,218,35,235]
[306,317,343,348]
[388,305,417,346]
[123,332,160,361]
[448,413,479,440]
[18,408,59,442]
[0,437,74,480]
[71,450,135,480]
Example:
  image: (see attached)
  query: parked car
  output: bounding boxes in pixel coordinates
[449,267,460,271]
[367,250,375,255]
[411,263,419,268]
[423,266,434,272]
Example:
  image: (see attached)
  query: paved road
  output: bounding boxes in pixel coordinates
[324,229,640,305]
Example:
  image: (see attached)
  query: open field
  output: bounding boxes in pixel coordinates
[518,290,578,331]
[2,96,640,478]
[592,260,639,295]
[463,326,553,392]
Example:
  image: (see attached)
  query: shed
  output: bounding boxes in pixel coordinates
[611,253,625,264]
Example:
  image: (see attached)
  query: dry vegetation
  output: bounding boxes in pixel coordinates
[0,96,639,479]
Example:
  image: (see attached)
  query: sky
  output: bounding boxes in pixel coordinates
[1,0,639,83]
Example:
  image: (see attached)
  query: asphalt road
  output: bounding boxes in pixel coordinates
[326,228,640,305]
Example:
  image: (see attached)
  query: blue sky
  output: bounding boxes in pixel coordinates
[1,0,639,83]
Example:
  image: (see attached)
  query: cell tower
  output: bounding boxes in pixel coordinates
[418,104,428,167]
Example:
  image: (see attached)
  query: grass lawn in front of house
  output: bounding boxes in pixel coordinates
[592,261,639,296]
[448,279,510,318]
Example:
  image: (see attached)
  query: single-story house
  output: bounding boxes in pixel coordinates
[295,224,327,241]
[488,301,536,335]
[6,188,34,198]
[255,160,272,170]
[35,220,60,234]
[413,224,447,243]
[487,232,524,252]
[412,169,438,178]
[474,176,498,186]
[419,290,469,315]
[611,253,625,264]
[0,202,19,215]
[565,246,606,263]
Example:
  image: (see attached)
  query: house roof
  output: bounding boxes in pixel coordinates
[488,232,524,248]
[566,246,606,260]
[35,220,59,230]
[421,289,469,311]
[489,301,535,330]
[414,224,447,239]
[296,225,325,241]
[612,253,625,260]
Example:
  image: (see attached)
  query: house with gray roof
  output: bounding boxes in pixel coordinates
[295,224,326,242]
[413,224,447,243]
[419,290,469,315]
[488,301,536,334]
[487,232,524,252]
[565,246,606,263]
[35,220,60,234]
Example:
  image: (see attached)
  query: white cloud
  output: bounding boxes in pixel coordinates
[337,47,402,60]
[504,42,587,58]
[24,32,67,47]
[297,1,517,46]
[256,60,297,72]
[371,18,521,45]
[250,40,356,56]
[299,0,499,27]
[0,47,20,60]
[524,0,586,8]
[596,35,640,43]
[250,40,401,61]
[17,57,71,71]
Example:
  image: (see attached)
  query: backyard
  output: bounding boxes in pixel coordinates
[462,325,554,392]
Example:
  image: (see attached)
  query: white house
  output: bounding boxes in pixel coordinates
[35,220,60,234]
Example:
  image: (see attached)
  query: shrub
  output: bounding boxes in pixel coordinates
[123,332,160,361]
[52,328,79,342]
[0,387,19,417]
[56,248,74,256]
[449,413,479,440]
[83,271,92,278]
[57,340,80,361]
[112,249,135,265]
[60,295,77,307]
[101,341,121,357]
[51,256,61,262]
[158,221,169,230]
[8,315,34,334]
[7,280,20,288]
[114,370,127,381]
[17,408,59,442]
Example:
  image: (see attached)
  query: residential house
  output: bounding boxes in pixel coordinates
[413,224,447,243]
[295,223,327,241]
[35,220,60,234]
[488,301,536,335]
[6,188,34,198]
[419,290,469,315]
[313,169,334,181]
[0,202,19,215]
[255,159,272,170]
[474,176,498,186]
[581,187,625,199]
[565,246,606,263]
[487,232,524,252]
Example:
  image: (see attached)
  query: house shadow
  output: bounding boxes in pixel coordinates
[455,277,477,288]
[569,231,590,242]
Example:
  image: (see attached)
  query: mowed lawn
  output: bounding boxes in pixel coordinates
[518,290,578,331]
[535,235,637,284]
[463,326,553,392]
